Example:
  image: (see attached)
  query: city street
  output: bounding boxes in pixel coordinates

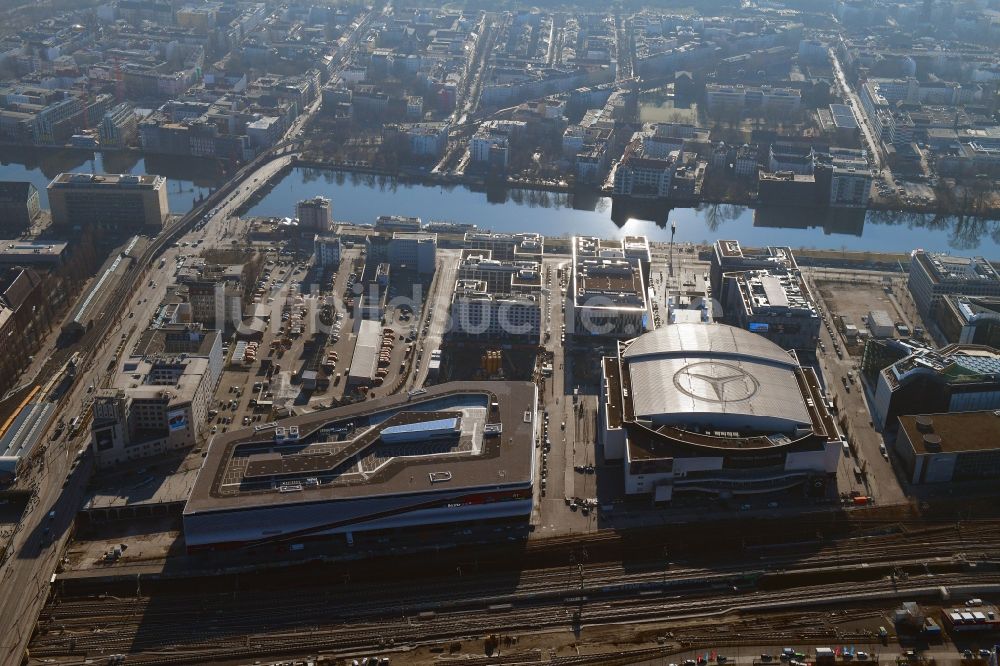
[0,118,308,666]
[829,49,882,171]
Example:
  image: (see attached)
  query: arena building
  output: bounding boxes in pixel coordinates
[183,382,536,551]
[599,323,842,502]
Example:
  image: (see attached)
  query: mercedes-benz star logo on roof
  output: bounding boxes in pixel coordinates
[673,361,759,403]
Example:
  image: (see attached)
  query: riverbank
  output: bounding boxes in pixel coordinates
[239,163,1000,256]
[4,141,991,221]
[292,155,1000,221]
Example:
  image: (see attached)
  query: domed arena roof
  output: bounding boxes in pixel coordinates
[620,323,812,430]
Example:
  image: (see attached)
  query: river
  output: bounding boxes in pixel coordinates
[245,167,1000,256]
[0,147,225,214]
[4,152,1000,256]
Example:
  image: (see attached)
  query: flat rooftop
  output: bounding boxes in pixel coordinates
[84,465,200,512]
[830,103,859,129]
[899,411,1000,454]
[576,262,645,305]
[50,172,164,189]
[736,270,816,314]
[134,326,219,358]
[714,241,798,272]
[0,240,68,259]
[185,382,536,514]
[947,295,1000,323]
[890,344,1000,381]
[573,236,647,309]
[915,251,1000,285]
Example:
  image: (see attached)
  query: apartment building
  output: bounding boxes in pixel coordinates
[99,103,138,149]
[296,196,333,232]
[314,234,342,268]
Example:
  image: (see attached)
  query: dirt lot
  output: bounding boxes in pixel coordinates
[814,278,907,355]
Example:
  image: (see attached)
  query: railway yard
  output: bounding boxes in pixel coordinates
[27,517,1000,665]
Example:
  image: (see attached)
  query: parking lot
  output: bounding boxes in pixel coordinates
[202,238,439,443]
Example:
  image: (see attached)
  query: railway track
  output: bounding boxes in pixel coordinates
[40,529,1000,629]
[29,571,1000,664]
[29,525,1000,664]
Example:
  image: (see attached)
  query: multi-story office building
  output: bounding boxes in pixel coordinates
[368,232,437,275]
[934,295,1000,347]
[860,80,917,147]
[0,267,50,399]
[450,247,543,343]
[463,231,544,261]
[0,240,68,269]
[456,251,542,294]
[570,236,648,338]
[48,172,169,232]
[828,166,871,207]
[908,251,1000,319]
[705,84,801,117]
[722,269,820,350]
[709,239,798,295]
[895,411,1000,484]
[374,215,421,233]
[182,281,242,329]
[449,279,541,342]
[296,196,333,232]
[873,343,1000,431]
[91,324,222,468]
[173,261,245,329]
